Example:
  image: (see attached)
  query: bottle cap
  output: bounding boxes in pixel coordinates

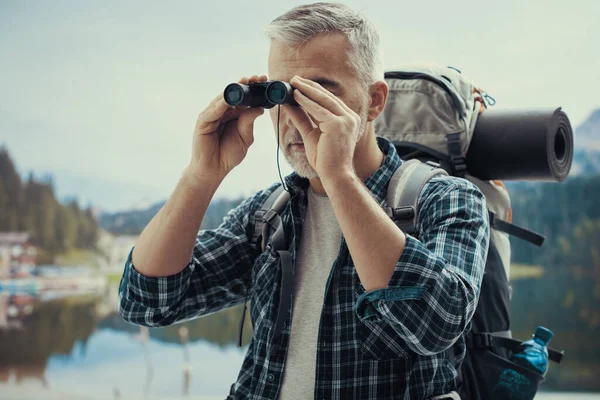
[534,326,553,343]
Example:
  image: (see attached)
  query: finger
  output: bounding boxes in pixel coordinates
[206,88,228,110]
[197,108,240,134]
[236,107,265,146]
[294,76,352,113]
[248,75,260,83]
[293,89,336,123]
[221,107,242,123]
[201,97,231,125]
[291,76,346,116]
[284,105,320,150]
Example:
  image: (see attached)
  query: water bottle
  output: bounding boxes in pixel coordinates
[491,326,554,399]
[510,326,553,376]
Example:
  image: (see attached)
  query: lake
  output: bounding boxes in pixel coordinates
[0,286,598,400]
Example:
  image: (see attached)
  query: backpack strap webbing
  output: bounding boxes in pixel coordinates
[251,185,290,253]
[386,159,449,235]
[238,184,293,356]
[466,331,564,364]
[489,211,546,247]
[446,132,468,178]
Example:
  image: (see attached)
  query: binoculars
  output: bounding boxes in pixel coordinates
[223,81,298,108]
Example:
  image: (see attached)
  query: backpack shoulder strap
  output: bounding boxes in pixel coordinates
[251,185,291,253]
[386,159,449,235]
[243,184,293,355]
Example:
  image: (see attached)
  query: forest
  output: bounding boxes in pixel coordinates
[0,148,98,264]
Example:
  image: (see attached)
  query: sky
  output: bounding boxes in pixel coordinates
[0,0,599,212]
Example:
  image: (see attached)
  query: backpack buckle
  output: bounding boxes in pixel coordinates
[450,156,468,176]
[392,206,415,221]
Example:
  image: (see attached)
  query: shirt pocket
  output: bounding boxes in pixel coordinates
[358,318,410,361]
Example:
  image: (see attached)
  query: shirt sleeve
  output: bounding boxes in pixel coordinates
[118,183,279,328]
[354,176,489,356]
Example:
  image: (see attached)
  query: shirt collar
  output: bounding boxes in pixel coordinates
[284,136,402,205]
[364,136,402,205]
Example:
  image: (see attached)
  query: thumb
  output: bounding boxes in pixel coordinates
[237,107,265,146]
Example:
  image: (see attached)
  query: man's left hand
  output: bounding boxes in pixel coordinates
[284,75,361,180]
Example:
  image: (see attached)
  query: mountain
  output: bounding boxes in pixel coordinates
[99,196,245,235]
[15,167,168,214]
[574,108,600,150]
[571,108,600,175]
[572,148,600,175]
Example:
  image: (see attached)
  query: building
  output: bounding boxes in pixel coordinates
[0,232,38,278]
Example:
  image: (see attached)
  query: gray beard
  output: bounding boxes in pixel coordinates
[281,104,369,179]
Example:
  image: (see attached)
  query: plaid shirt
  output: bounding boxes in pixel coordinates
[119,137,489,400]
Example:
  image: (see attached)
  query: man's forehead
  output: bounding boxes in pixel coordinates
[267,35,351,83]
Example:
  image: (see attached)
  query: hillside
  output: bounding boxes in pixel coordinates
[574,108,600,150]
[0,148,98,263]
[99,196,245,234]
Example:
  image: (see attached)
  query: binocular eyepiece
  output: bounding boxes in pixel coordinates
[223,81,298,108]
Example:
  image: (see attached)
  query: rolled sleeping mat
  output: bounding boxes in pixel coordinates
[466,107,573,181]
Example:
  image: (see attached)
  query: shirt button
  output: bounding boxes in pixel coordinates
[282,322,287,329]
[267,373,275,382]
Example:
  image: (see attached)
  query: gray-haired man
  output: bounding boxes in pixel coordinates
[118,3,488,399]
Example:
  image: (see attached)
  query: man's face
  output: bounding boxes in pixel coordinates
[267,33,369,179]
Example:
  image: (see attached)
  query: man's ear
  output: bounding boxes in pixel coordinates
[366,80,388,122]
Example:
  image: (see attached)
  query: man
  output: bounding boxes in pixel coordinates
[118,3,489,399]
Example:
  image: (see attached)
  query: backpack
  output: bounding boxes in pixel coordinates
[373,62,565,399]
[228,63,565,400]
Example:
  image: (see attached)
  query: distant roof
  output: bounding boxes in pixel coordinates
[0,232,33,244]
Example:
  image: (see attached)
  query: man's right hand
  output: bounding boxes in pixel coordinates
[186,75,267,186]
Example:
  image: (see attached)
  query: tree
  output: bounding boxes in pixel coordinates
[0,147,101,262]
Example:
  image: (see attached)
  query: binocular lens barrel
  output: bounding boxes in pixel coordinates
[266,81,297,105]
[223,84,245,106]
[224,82,273,108]
[223,81,297,108]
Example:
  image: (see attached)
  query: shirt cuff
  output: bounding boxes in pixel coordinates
[121,247,196,309]
[354,234,443,322]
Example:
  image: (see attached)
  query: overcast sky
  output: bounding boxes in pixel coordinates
[1,0,598,211]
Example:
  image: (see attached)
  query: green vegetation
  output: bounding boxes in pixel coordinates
[510,263,545,280]
[508,174,600,267]
[105,271,124,285]
[0,147,99,263]
[54,248,102,267]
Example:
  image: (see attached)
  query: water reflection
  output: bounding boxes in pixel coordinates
[2,265,599,398]
[0,293,97,385]
[0,286,251,399]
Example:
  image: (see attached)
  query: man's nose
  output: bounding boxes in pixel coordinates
[284,115,295,130]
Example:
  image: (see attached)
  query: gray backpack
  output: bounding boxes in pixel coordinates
[375,61,534,280]
[375,62,563,399]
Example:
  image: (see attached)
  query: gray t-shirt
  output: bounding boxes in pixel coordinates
[278,186,342,400]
